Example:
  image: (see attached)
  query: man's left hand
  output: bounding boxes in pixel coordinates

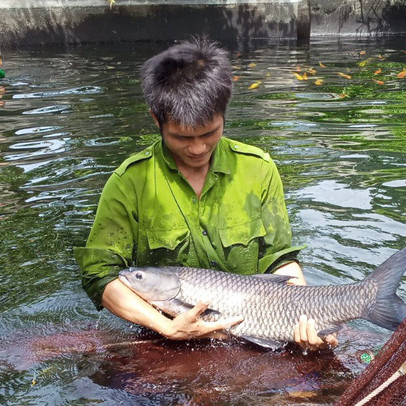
[294,314,338,352]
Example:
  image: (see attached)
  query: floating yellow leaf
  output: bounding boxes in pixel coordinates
[339,93,349,98]
[233,76,241,82]
[295,65,301,72]
[337,72,352,79]
[319,62,326,68]
[397,68,406,78]
[302,72,308,80]
[266,72,271,77]
[289,391,317,399]
[248,81,262,89]
[359,50,367,55]
[378,54,385,60]
[374,68,382,75]
[373,79,384,85]
[314,79,324,85]
[307,67,317,75]
[293,72,304,80]
[359,57,375,67]
[248,62,257,68]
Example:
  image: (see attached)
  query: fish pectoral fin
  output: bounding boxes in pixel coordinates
[155,299,220,317]
[317,325,343,338]
[202,308,221,317]
[252,274,294,284]
[241,335,285,350]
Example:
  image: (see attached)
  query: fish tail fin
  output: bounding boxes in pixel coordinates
[364,248,406,331]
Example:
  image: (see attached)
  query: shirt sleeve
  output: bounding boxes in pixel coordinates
[258,159,304,273]
[74,172,138,310]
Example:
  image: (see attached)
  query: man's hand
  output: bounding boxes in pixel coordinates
[164,301,244,340]
[294,314,338,352]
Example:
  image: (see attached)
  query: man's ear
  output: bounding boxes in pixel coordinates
[149,110,160,128]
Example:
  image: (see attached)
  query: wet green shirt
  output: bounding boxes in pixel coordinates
[75,137,302,310]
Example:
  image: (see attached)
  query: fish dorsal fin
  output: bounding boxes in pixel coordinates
[241,335,285,350]
[252,274,294,284]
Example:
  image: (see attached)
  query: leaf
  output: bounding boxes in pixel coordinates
[248,62,257,68]
[314,79,324,85]
[295,65,301,72]
[233,76,241,82]
[397,68,406,78]
[319,62,326,68]
[293,72,304,80]
[289,391,317,399]
[337,72,352,79]
[248,81,262,89]
[374,68,382,75]
[307,67,317,75]
[373,79,384,85]
[232,65,242,70]
[358,57,375,67]
[359,50,367,55]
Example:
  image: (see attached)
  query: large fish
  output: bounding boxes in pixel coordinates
[118,248,406,348]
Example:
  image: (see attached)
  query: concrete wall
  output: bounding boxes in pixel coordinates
[0,1,299,48]
[0,0,405,48]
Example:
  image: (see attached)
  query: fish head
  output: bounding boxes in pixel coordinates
[118,267,180,302]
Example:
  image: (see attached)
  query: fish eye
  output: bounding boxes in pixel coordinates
[135,272,143,280]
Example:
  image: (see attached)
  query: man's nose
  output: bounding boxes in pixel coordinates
[188,139,207,155]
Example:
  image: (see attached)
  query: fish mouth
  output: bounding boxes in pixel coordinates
[118,273,131,289]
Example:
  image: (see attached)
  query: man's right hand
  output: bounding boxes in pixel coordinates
[164,301,244,340]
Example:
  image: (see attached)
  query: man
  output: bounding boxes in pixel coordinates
[75,39,337,351]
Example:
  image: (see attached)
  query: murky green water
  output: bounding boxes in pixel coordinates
[0,38,405,405]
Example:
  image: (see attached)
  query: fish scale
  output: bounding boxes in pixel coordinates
[119,248,406,348]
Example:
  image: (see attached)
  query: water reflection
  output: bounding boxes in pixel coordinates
[0,38,405,405]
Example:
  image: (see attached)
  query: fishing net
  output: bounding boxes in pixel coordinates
[336,317,406,406]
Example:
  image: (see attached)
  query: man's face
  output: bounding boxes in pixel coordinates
[160,114,224,170]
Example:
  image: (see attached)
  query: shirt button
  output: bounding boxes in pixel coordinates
[210,260,217,267]
[144,151,150,156]
[234,144,239,149]
[192,197,197,204]
[202,230,207,236]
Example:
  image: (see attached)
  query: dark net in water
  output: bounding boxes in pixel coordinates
[336,317,406,406]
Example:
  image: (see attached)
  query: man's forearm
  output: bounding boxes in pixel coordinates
[102,278,173,336]
[274,261,307,286]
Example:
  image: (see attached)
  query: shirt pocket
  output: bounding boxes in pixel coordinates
[147,227,190,250]
[218,217,266,248]
[145,227,190,266]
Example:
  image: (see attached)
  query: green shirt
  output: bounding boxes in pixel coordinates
[75,137,302,310]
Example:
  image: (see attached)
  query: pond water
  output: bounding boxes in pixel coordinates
[0,37,405,405]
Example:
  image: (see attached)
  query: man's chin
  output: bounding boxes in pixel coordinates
[185,156,210,168]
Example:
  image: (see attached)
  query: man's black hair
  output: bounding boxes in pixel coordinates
[140,38,233,128]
